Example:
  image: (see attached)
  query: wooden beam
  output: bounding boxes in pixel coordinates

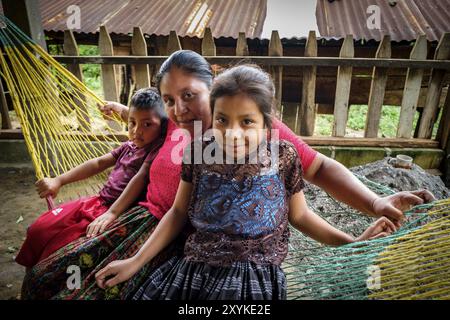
[300,136,439,148]
[131,27,150,90]
[167,30,182,55]
[2,0,47,50]
[52,56,450,70]
[437,88,450,150]
[1,129,439,149]
[0,77,12,129]
[63,30,91,132]
[298,31,318,136]
[365,35,391,138]
[397,35,428,138]
[269,31,283,116]
[418,33,450,139]
[236,32,249,56]
[201,27,216,56]
[99,25,122,131]
[333,35,354,137]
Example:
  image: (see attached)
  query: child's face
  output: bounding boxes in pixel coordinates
[212,94,266,159]
[128,106,162,148]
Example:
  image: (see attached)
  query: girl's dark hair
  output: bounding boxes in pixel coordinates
[130,87,168,121]
[210,64,275,129]
[155,50,213,91]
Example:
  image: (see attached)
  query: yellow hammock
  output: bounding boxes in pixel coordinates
[0,15,123,208]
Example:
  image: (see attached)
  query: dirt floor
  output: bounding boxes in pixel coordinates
[0,166,47,300]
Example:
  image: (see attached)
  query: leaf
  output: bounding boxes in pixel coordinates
[16,215,24,224]
[7,246,16,253]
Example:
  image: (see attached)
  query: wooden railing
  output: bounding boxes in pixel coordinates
[1,28,450,152]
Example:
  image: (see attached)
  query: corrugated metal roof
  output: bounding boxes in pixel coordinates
[316,0,450,42]
[0,0,267,39]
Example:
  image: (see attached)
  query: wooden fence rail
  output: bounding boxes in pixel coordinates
[1,29,450,153]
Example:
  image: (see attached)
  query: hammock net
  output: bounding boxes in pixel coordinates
[0,15,122,205]
[1,15,449,300]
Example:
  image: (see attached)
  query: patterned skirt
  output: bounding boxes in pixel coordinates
[132,256,287,300]
[21,206,184,300]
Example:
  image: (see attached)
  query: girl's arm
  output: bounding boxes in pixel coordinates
[85,161,150,237]
[305,154,434,227]
[289,191,397,246]
[95,180,192,289]
[35,153,116,199]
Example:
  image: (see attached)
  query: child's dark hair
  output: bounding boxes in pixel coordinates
[130,87,167,121]
[210,64,275,129]
[155,50,213,92]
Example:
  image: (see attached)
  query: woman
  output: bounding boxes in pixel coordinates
[21,50,434,300]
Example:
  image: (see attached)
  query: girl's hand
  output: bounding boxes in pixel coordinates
[97,101,127,120]
[86,211,117,238]
[372,190,435,228]
[356,216,398,242]
[35,177,62,198]
[95,258,141,289]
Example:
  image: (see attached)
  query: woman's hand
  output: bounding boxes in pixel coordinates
[356,216,398,241]
[97,101,128,121]
[86,211,117,237]
[95,258,141,289]
[35,177,62,198]
[372,190,435,227]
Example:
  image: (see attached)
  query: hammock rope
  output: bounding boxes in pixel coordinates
[0,15,122,206]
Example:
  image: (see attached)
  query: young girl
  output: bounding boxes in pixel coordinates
[94,65,397,300]
[16,88,168,267]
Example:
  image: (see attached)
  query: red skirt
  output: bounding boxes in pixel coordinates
[16,195,109,267]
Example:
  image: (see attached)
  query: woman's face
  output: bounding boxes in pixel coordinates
[159,67,211,136]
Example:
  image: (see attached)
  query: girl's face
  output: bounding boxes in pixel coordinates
[128,107,162,148]
[160,67,211,136]
[213,94,266,159]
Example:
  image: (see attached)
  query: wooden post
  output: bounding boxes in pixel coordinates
[418,33,450,139]
[437,88,450,150]
[131,27,150,90]
[365,35,391,138]
[269,31,283,117]
[236,32,249,56]
[298,30,318,136]
[167,30,182,55]
[63,30,90,131]
[201,27,216,56]
[442,95,450,186]
[99,25,121,130]
[2,0,47,50]
[333,35,354,137]
[397,35,428,138]
[0,79,12,129]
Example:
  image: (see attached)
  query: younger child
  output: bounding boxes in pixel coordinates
[16,88,168,267]
[95,65,397,300]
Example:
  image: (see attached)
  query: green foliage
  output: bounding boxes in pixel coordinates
[313,104,439,138]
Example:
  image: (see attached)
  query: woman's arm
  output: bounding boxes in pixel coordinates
[85,162,150,237]
[288,191,397,246]
[95,180,192,289]
[36,153,116,198]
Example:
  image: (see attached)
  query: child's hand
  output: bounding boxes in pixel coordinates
[35,177,62,198]
[86,211,117,237]
[97,101,127,119]
[95,258,141,289]
[355,216,398,242]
